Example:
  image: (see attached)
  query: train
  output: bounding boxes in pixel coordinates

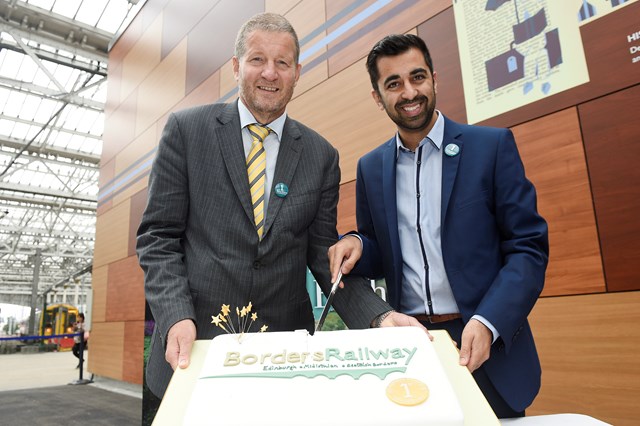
[40,303,79,351]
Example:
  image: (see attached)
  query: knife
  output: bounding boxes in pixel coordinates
[314,269,343,333]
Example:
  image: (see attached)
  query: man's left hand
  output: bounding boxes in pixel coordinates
[459,319,492,372]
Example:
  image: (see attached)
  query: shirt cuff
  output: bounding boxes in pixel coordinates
[471,314,499,344]
[340,232,363,248]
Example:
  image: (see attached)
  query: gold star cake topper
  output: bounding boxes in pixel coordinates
[211,301,268,340]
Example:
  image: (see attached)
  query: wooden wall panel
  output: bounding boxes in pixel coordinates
[528,291,640,426]
[101,89,138,165]
[185,0,264,95]
[219,60,237,102]
[417,7,467,124]
[128,188,149,257]
[160,0,213,60]
[120,13,163,105]
[93,200,131,269]
[289,0,328,98]
[135,39,187,137]
[326,0,450,77]
[337,180,356,235]
[181,70,220,109]
[91,265,108,323]
[579,84,640,292]
[107,255,145,322]
[122,320,145,384]
[512,108,605,296]
[266,0,301,15]
[288,57,396,183]
[88,321,125,379]
[115,127,156,178]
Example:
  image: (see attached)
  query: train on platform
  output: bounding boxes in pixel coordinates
[40,303,79,351]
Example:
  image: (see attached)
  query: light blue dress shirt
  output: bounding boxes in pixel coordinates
[238,100,286,221]
[394,111,497,340]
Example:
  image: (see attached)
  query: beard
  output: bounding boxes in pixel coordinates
[385,93,437,134]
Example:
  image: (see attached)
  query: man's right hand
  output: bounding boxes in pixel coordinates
[328,235,363,285]
[165,319,196,371]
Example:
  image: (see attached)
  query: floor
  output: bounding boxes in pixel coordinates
[0,349,142,425]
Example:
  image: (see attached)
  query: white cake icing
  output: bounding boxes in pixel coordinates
[183,327,464,426]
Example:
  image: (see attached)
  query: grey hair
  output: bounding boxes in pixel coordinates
[234,12,300,64]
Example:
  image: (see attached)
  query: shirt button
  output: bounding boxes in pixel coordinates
[253,261,261,269]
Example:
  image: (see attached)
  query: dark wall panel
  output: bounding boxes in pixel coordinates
[579,84,640,292]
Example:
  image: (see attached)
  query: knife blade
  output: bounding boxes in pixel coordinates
[314,269,343,333]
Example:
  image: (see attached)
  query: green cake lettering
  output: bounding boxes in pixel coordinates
[224,347,417,367]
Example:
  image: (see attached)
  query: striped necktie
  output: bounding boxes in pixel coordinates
[246,124,270,239]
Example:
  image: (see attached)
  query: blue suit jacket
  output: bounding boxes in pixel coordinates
[352,115,549,411]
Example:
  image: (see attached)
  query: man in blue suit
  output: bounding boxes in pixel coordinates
[329,34,549,418]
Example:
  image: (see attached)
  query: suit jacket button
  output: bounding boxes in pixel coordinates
[253,261,261,269]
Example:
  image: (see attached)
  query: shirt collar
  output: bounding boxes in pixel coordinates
[395,110,444,156]
[237,99,286,141]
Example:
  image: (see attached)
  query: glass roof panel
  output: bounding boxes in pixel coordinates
[1,0,139,301]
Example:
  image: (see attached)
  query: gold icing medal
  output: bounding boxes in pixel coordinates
[386,378,429,406]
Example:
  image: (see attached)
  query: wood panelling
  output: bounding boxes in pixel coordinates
[128,188,149,257]
[218,60,237,102]
[528,291,640,425]
[266,0,301,15]
[107,255,145,322]
[104,62,122,118]
[337,180,356,235]
[135,38,187,137]
[91,265,108,323]
[112,177,149,218]
[115,126,156,178]
[120,12,163,105]
[88,321,125,379]
[512,108,605,296]
[122,321,145,384]
[94,199,131,269]
[101,88,138,164]
[185,0,264,95]
[289,0,328,98]
[579,84,640,292]
[288,57,396,183]
[326,0,450,77]
[181,69,220,109]
[160,0,213,60]
[417,7,467,124]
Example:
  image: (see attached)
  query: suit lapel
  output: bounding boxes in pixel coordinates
[381,138,403,288]
[263,118,302,238]
[441,116,463,226]
[217,102,255,226]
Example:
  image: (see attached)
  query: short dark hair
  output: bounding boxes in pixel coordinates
[366,34,434,93]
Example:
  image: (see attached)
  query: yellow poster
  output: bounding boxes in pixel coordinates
[453,0,638,123]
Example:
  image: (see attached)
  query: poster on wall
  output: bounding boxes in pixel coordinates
[453,0,639,124]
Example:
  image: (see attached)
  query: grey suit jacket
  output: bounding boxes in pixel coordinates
[136,101,391,398]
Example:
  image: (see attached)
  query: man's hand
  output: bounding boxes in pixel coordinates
[379,312,433,341]
[328,235,362,286]
[165,319,196,370]
[458,319,492,372]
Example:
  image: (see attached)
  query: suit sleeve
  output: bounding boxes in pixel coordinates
[476,129,549,352]
[306,143,391,329]
[136,113,196,345]
[355,158,387,279]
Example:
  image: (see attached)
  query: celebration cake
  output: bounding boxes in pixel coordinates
[183,326,464,425]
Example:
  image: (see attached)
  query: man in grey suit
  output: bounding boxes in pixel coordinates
[137,13,417,400]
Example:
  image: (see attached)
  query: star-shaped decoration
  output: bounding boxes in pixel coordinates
[221,304,230,316]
